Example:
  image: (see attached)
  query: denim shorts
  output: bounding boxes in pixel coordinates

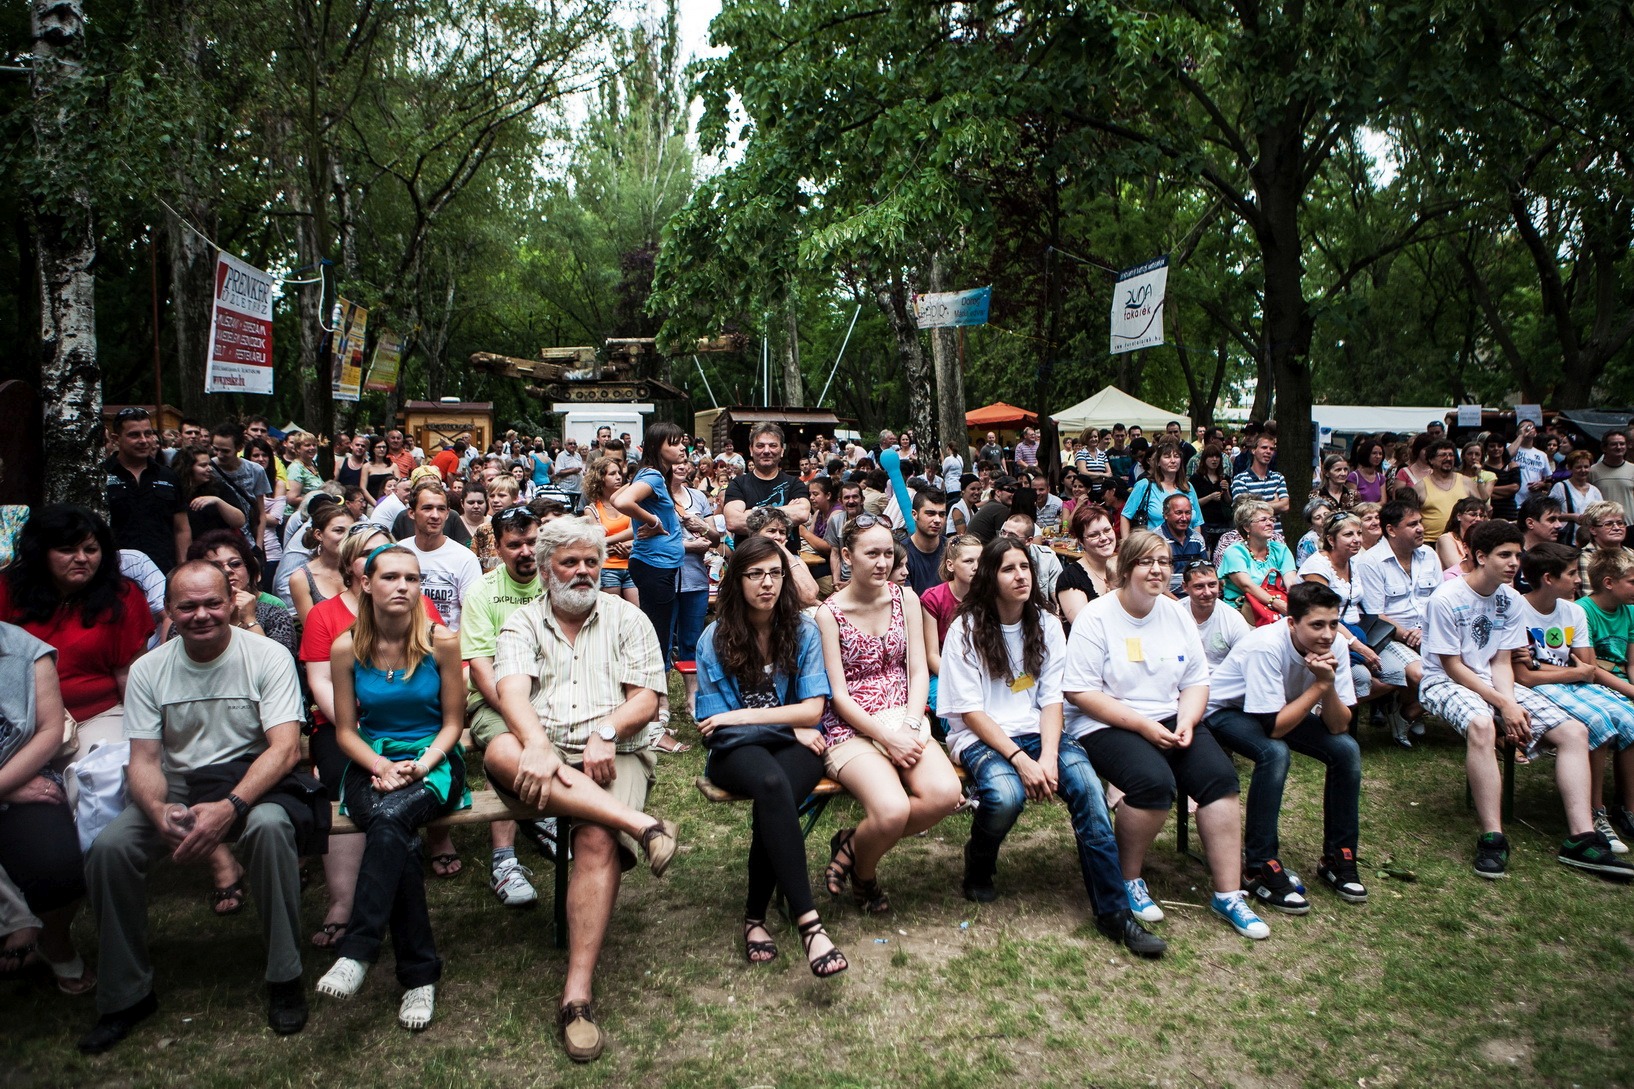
[600,566,635,590]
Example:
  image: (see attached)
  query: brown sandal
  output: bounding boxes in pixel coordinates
[824,828,855,896]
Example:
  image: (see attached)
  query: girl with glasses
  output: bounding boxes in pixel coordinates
[695,537,846,977]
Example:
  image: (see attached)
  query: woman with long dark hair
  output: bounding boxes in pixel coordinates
[1120,439,1201,536]
[178,445,247,540]
[942,537,1163,955]
[1189,444,1231,550]
[610,423,689,669]
[1347,438,1387,505]
[0,506,154,755]
[363,437,399,504]
[695,536,846,976]
[316,546,468,1030]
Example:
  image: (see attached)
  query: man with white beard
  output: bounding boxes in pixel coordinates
[490,517,680,1063]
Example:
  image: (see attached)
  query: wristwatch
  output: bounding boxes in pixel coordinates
[226,793,250,820]
[597,724,618,743]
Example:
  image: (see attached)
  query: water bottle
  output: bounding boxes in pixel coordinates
[166,803,195,832]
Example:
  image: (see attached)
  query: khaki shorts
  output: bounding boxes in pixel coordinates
[468,704,509,750]
[558,744,656,872]
[823,736,880,778]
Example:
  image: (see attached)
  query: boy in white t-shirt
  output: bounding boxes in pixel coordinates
[1512,542,1634,856]
[1204,583,1367,910]
[1418,520,1626,880]
[1182,562,1250,667]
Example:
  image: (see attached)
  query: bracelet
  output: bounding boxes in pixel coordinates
[1003,749,1025,765]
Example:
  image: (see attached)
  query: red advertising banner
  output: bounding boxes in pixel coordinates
[205,252,276,395]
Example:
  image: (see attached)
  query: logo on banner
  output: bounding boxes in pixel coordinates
[205,252,276,395]
[1109,256,1168,355]
[330,299,368,403]
[365,329,402,393]
[912,286,992,329]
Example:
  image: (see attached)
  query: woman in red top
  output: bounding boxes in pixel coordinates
[920,534,981,677]
[0,506,153,754]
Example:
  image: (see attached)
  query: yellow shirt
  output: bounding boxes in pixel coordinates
[1418,474,1475,543]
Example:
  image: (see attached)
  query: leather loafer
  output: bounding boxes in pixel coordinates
[267,976,308,1035]
[77,992,158,1054]
[558,1000,605,1063]
[1096,910,1167,959]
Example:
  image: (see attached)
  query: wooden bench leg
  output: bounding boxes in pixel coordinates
[1502,743,1516,824]
[552,818,569,951]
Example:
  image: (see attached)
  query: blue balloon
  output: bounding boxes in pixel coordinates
[880,448,917,537]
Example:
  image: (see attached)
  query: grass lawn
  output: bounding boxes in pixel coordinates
[4,688,1632,1089]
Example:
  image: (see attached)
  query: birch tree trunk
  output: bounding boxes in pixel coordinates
[781,281,804,407]
[928,250,965,472]
[31,0,102,511]
[874,268,935,460]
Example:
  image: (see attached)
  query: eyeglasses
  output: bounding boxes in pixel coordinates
[1597,519,1628,529]
[1131,555,1174,569]
[741,568,785,583]
[345,521,382,536]
[853,514,882,529]
[212,558,246,571]
[494,506,535,526]
[1180,560,1216,575]
[114,407,149,422]
[1082,527,1115,539]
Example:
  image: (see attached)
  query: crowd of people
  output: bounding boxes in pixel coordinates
[2,406,1632,1062]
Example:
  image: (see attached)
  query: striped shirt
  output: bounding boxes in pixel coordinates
[1230,466,1289,506]
[494,592,664,755]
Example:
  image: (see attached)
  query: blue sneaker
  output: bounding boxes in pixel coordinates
[1125,878,1164,923]
[1211,890,1270,940]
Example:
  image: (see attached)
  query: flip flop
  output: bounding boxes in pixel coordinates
[0,942,38,978]
[49,957,96,997]
[655,732,691,754]
[310,922,347,949]
[210,879,246,916]
[429,853,463,879]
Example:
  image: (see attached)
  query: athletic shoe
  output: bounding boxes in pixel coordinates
[520,817,562,864]
[399,984,435,1031]
[1210,890,1270,939]
[317,957,369,998]
[1474,832,1509,879]
[1316,848,1368,904]
[491,857,538,907]
[1387,704,1412,749]
[1592,809,1629,855]
[1125,878,1164,922]
[1612,806,1634,846]
[1095,910,1167,958]
[1244,859,1311,915]
[1558,831,1634,878]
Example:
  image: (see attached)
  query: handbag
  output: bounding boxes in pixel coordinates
[1241,569,1290,627]
[1128,478,1155,530]
[867,703,933,758]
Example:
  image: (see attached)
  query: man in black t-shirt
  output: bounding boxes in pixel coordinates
[103,408,189,572]
[903,489,948,595]
[966,477,1019,543]
[723,422,811,535]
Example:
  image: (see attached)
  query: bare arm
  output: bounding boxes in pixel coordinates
[921,604,942,675]
[781,542,819,607]
[723,499,750,535]
[1511,645,1596,688]
[173,512,192,569]
[609,479,658,527]
[305,659,337,723]
[0,658,68,799]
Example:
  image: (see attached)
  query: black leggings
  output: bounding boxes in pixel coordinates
[706,739,826,920]
[0,797,85,915]
[1077,725,1239,811]
[628,558,681,670]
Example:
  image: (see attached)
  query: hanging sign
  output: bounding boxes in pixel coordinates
[1456,404,1483,427]
[912,286,991,329]
[365,328,402,393]
[1514,404,1544,427]
[205,252,276,395]
[330,298,368,403]
[1109,256,1168,355]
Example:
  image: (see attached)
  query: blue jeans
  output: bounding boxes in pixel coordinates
[1204,708,1362,868]
[962,735,1126,917]
[672,589,708,664]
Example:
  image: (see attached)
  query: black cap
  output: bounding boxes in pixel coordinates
[995,476,1018,491]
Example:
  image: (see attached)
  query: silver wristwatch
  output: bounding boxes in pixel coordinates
[597,724,618,743]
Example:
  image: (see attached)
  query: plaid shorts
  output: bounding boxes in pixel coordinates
[1532,684,1634,751]
[1374,641,1420,688]
[1419,678,1571,754]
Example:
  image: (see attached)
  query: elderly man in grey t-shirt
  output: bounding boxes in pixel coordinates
[79,562,308,1054]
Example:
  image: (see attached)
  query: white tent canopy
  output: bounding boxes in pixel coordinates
[1053,386,1190,434]
[1311,405,1451,435]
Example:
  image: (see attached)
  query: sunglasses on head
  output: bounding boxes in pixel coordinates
[114,407,149,423]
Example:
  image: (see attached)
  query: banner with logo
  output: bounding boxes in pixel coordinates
[912,286,991,329]
[330,298,368,402]
[365,328,402,393]
[1109,256,1168,355]
[205,252,276,395]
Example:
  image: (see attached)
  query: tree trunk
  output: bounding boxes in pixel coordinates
[165,205,216,417]
[929,250,965,474]
[31,0,102,511]
[781,279,803,407]
[874,269,935,459]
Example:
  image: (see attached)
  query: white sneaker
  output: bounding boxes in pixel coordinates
[1593,809,1630,855]
[491,857,538,907]
[317,957,368,998]
[1125,878,1165,923]
[399,984,435,1031]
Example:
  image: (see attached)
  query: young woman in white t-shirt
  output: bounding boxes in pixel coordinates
[940,537,1164,956]
[1063,531,1269,940]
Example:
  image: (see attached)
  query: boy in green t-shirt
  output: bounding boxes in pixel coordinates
[1580,546,1634,845]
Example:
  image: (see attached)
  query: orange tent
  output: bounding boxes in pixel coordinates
[965,402,1037,428]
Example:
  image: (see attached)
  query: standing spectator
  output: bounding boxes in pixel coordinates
[396,480,482,634]
[104,407,189,573]
[1122,440,1202,535]
[1483,434,1523,521]
[1230,433,1290,521]
[0,507,154,761]
[1164,420,1196,466]
[693,537,848,976]
[178,445,248,541]
[940,442,965,495]
[583,457,636,605]
[314,547,469,1030]
[1589,430,1634,514]
[717,438,746,475]
[209,422,270,549]
[383,430,418,477]
[334,434,368,490]
[1415,440,1479,544]
[1459,442,1496,502]
[243,438,288,567]
[282,432,325,499]
[670,457,721,716]
[902,490,948,596]
[1013,427,1040,470]
[1551,451,1602,543]
[1511,419,1552,494]
[978,431,1006,473]
[610,424,689,682]
[362,437,399,503]
[1076,429,1114,502]
[722,423,812,535]
[553,437,586,510]
[1190,444,1232,551]
[1417,522,1627,880]
[430,439,464,484]
[1063,530,1267,940]
[941,536,1164,956]
[1029,472,1066,535]
[1347,439,1387,505]
[1313,454,1358,511]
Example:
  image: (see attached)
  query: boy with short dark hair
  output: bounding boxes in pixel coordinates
[1513,543,1634,853]
[1419,521,1629,879]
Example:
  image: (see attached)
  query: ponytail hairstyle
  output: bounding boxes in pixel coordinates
[939,533,982,583]
[302,503,354,552]
[351,545,432,680]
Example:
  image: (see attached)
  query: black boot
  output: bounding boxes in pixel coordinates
[962,840,999,902]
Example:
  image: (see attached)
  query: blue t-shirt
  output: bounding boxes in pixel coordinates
[630,466,684,569]
[529,452,552,487]
[1121,479,1203,530]
[695,616,831,752]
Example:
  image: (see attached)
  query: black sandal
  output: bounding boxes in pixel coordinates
[743,918,778,964]
[798,917,848,978]
[852,874,890,915]
[0,942,37,978]
[210,879,246,916]
[824,828,856,897]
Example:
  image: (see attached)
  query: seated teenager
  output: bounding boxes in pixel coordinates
[941,537,1164,957]
[316,547,470,1031]
[816,517,961,916]
[1204,582,1367,912]
[1183,561,1250,668]
[1298,510,1386,703]
[1064,530,1270,941]
[1417,521,1631,880]
[695,537,846,977]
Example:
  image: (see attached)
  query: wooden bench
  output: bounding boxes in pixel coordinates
[695,775,850,839]
[330,790,571,949]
